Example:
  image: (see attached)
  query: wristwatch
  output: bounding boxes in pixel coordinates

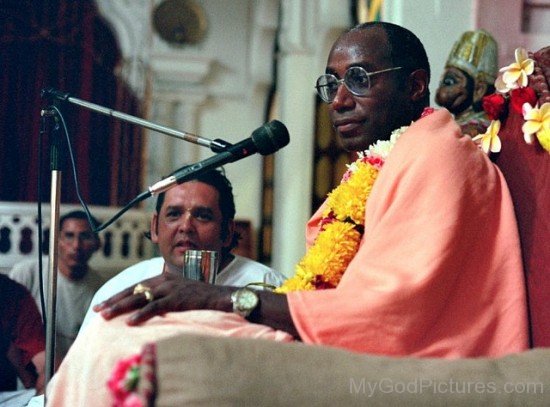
[231,287,259,318]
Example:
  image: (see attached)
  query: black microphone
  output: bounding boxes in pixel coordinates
[148,120,290,195]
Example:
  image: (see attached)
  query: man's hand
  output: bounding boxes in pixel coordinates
[94,272,300,338]
[93,273,231,325]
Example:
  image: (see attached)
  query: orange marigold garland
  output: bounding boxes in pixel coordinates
[275,125,410,293]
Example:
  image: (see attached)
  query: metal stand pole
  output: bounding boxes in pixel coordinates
[44,170,61,385]
[40,106,63,399]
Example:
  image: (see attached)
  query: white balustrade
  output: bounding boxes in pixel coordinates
[0,202,155,278]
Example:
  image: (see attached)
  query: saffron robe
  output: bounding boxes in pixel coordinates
[288,109,528,357]
[44,109,529,406]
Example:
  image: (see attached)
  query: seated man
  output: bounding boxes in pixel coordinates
[435,29,498,137]
[0,274,45,396]
[80,168,285,331]
[46,22,529,406]
[144,43,550,407]
[8,210,105,362]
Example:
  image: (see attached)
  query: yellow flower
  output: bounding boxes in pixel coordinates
[275,126,404,294]
[472,120,502,154]
[495,48,534,92]
[326,162,378,224]
[522,103,550,149]
[275,222,362,293]
[537,127,550,153]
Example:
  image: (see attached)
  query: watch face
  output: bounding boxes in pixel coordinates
[239,289,258,309]
[232,288,258,317]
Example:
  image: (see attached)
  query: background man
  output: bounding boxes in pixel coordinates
[435,29,498,137]
[8,210,104,362]
[81,168,285,331]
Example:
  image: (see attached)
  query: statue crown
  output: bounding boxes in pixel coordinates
[446,30,498,87]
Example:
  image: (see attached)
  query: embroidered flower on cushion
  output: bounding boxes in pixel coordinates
[107,353,144,407]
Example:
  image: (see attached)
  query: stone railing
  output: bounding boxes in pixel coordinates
[0,201,155,277]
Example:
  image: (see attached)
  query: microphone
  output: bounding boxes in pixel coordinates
[148,120,290,195]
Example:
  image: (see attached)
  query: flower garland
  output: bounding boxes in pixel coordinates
[275,125,409,293]
[476,47,550,154]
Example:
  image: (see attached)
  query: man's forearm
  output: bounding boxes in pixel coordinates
[213,287,300,339]
[98,273,301,338]
[252,291,300,339]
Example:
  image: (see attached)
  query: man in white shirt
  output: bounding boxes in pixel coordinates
[8,210,104,362]
[81,168,285,331]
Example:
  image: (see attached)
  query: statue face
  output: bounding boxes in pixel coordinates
[435,66,473,116]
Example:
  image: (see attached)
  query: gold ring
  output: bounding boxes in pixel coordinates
[133,283,154,303]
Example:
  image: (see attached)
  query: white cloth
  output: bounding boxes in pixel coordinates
[7,259,106,360]
[80,255,285,332]
[0,389,36,407]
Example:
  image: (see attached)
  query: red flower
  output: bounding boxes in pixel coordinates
[363,156,384,169]
[509,87,537,114]
[482,93,507,120]
[312,275,336,290]
[320,213,336,229]
[420,107,436,118]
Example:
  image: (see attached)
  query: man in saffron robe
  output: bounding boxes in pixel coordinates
[45,21,530,406]
[94,21,527,357]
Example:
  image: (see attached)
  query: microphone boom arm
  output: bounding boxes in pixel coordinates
[41,88,230,152]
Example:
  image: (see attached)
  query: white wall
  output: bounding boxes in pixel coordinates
[96,0,279,248]
[384,0,475,105]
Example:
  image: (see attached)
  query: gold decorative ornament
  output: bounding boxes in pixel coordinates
[152,0,208,45]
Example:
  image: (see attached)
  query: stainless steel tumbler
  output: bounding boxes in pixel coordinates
[183,250,220,284]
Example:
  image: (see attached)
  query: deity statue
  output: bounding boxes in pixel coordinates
[436,30,498,137]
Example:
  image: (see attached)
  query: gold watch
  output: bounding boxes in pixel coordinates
[230,287,259,318]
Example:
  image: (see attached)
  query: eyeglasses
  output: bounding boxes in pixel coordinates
[315,66,403,103]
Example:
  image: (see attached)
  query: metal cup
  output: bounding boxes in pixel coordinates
[183,250,220,284]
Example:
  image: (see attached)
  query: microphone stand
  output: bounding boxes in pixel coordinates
[40,105,63,394]
[39,88,234,395]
